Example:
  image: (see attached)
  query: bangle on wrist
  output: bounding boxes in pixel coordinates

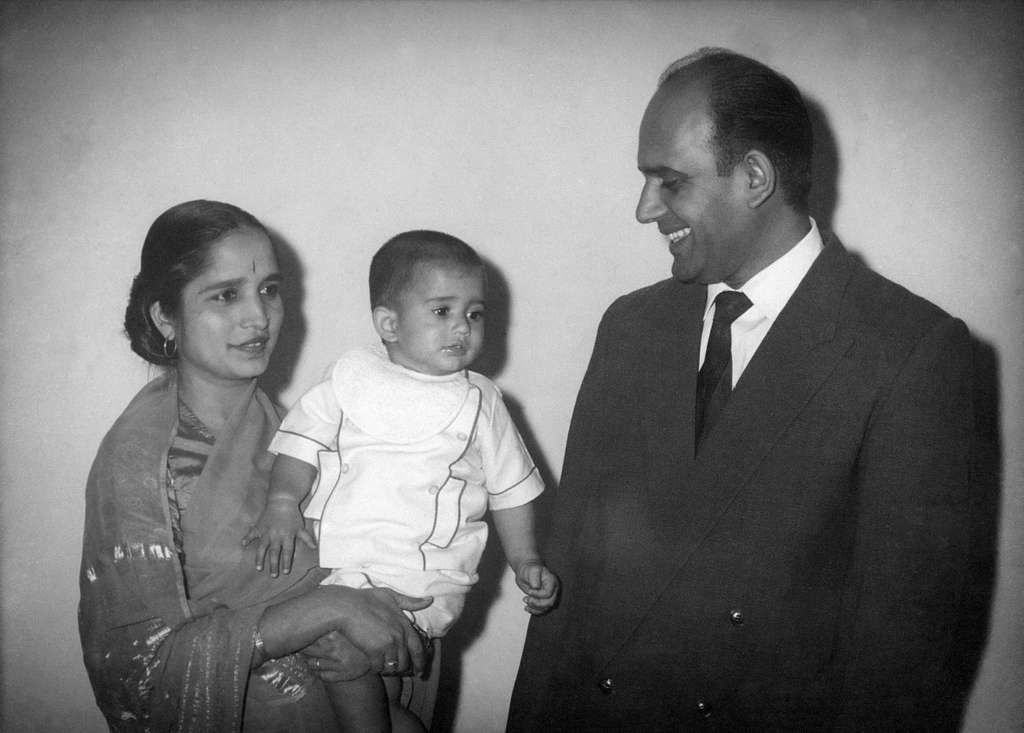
[253,626,266,657]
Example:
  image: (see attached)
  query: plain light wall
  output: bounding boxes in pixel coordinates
[2,1,1021,731]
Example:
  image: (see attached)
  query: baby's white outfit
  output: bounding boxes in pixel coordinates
[268,345,544,637]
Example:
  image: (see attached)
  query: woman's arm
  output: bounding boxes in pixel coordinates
[255,585,433,676]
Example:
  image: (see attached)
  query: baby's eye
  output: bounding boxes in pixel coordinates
[432,307,450,317]
[467,310,485,321]
[214,288,238,303]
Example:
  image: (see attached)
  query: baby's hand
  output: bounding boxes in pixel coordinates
[241,495,316,577]
[513,560,560,615]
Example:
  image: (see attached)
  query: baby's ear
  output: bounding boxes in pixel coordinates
[372,306,400,343]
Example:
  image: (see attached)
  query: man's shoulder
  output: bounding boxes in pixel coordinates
[615,276,689,304]
[603,277,698,320]
[832,243,961,341]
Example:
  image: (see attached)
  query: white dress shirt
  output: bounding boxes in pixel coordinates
[700,219,824,386]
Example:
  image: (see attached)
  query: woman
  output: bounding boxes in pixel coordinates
[79,200,431,731]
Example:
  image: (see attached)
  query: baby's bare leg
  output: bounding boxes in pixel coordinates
[384,675,427,733]
[325,672,390,732]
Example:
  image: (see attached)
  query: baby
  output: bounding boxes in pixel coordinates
[246,230,558,731]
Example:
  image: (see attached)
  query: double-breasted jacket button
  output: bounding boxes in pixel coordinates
[729,609,744,625]
[696,699,712,718]
[340,462,350,473]
[598,677,614,694]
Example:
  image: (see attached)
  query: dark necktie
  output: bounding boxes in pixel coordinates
[695,290,752,453]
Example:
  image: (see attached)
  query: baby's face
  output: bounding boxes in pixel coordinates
[384,263,485,376]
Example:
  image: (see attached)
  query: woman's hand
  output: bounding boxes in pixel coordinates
[302,631,374,682]
[255,584,432,676]
[327,586,433,677]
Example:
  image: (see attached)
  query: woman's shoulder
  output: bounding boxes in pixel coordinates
[92,372,177,469]
[109,371,174,428]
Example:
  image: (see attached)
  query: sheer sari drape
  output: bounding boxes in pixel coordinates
[79,372,335,732]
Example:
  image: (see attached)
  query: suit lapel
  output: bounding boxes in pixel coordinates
[599,239,857,669]
[693,238,855,485]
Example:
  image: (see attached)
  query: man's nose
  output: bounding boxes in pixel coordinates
[635,179,664,224]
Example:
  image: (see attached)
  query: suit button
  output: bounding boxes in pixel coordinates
[729,609,744,625]
[696,699,712,718]
[598,677,614,693]
[340,463,350,473]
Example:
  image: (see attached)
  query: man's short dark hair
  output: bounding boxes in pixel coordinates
[660,48,813,211]
[369,230,484,308]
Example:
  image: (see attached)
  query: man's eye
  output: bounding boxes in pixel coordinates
[433,307,450,316]
[661,177,682,191]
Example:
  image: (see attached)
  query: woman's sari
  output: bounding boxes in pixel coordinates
[79,372,336,732]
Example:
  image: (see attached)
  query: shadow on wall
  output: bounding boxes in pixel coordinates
[806,93,1000,711]
[261,228,307,404]
[469,256,510,379]
[808,92,1001,717]
[960,336,1002,708]
[806,95,840,233]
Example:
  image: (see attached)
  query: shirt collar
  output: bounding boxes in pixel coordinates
[704,218,824,322]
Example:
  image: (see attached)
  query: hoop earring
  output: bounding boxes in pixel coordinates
[162,337,177,358]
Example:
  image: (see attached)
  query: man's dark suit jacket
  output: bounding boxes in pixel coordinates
[508,238,981,731]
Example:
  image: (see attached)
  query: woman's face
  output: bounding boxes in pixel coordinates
[156,227,283,389]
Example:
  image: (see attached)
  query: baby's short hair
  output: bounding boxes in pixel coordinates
[369,230,484,308]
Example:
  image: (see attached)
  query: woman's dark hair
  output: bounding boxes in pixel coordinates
[369,230,484,309]
[124,199,268,366]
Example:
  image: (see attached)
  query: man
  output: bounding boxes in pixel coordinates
[508,48,980,731]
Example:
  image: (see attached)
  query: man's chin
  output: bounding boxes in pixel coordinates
[671,260,699,284]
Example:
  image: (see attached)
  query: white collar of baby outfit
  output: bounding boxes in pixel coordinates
[332,344,470,444]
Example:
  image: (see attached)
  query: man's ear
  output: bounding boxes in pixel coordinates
[372,305,400,343]
[742,149,776,208]
[149,301,176,341]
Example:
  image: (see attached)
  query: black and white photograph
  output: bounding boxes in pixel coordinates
[1,1,1021,731]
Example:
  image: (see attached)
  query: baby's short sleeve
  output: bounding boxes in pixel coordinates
[268,377,342,467]
[473,377,545,511]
